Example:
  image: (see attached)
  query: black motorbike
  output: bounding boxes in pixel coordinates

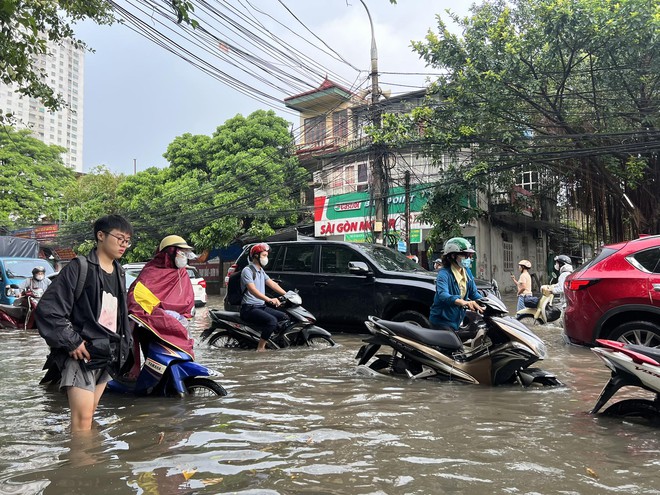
[356,296,561,387]
[201,290,335,350]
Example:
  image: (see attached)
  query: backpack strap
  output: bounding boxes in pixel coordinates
[74,255,88,301]
[242,264,258,297]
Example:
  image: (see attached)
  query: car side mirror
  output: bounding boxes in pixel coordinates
[348,261,371,275]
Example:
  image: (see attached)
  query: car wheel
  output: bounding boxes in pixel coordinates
[608,321,660,348]
[391,310,430,327]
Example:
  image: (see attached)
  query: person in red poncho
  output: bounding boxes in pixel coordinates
[126,235,197,378]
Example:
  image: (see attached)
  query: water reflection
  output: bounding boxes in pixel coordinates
[0,296,658,494]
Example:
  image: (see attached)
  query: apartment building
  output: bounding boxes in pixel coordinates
[0,38,84,171]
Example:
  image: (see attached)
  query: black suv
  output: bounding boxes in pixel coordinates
[224,241,496,331]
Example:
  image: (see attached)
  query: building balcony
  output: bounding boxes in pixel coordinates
[294,136,371,160]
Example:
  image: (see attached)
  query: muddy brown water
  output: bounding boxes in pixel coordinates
[1,294,658,495]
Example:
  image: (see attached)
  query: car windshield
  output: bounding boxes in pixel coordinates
[4,260,54,279]
[356,244,427,273]
[124,267,143,278]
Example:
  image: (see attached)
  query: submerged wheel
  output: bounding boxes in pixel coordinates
[208,331,242,349]
[306,335,335,348]
[392,310,429,327]
[516,314,535,325]
[185,377,227,397]
[603,399,660,424]
[609,321,660,348]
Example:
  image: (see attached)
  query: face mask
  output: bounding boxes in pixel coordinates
[175,252,188,268]
[461,258,472,269]
[35,274,44,281]
[554,263,559,271]
[260,256,269,267]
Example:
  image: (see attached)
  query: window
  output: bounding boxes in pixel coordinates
[304,116,325,145]
[279,245,314,272]
[631,248,660,274]
[332,110,348,139]
[503,241,514,272]
[320,246,364,274]
[517,169,540,192]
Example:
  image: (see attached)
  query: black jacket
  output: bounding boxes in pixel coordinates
[36,249,133,380]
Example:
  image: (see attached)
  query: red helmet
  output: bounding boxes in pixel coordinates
[249,243,270,258]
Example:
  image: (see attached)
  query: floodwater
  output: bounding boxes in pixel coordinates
[1,295,659,495]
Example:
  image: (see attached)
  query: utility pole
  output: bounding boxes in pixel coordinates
[404,170,411,255]
[133,158,137,175]
[360,0,385,245]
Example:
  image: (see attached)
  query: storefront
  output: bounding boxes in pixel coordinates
[313,184,434,252]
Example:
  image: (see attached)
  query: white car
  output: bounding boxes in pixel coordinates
[123,262,207,307]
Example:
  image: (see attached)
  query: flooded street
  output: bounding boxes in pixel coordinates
[1,294,659,495]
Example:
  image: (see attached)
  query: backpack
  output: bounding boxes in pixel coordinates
[226,264,257,306]
[74,255,88,301]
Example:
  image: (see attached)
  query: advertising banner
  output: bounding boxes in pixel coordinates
[314,185,433,238]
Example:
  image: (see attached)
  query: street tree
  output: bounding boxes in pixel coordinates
[377,0,659,244]
[121,110,308,253]
[0,0,196,120]
[55,165,128,253]
[0,127,75,229]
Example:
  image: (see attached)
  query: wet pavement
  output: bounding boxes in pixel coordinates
[0,293,658,494]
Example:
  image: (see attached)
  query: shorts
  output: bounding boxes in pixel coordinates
[59,357,111,392]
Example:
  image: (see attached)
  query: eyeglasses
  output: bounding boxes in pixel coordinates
[103,231,132,247]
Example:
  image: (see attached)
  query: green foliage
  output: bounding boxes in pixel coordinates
[115,110,307,255]
[0,127,75,228]
[0,1,197,118]
[375,0,660,240]
[0,0,114,115]
[57,165,127,253]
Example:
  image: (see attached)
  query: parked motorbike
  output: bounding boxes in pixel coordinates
[590,339,660,423]
[355,295,561,387]
[0,285,40,330]
[200,290,335,350]
[516,285,561,325]
[107,316,227,397]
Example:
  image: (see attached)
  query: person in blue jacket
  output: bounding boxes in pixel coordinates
[429,237,484,332]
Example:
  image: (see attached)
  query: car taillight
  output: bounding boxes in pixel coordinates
[567,279,600,291]
[225,263,238,286]
[199,280,207,288]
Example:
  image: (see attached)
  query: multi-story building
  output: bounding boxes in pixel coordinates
[0,38,84,171]
[285,79,562,286]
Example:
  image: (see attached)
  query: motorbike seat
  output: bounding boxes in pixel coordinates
[627,344,660,362]
[209,310,243,324]
[0,303,26,320]
[378,320,463,350]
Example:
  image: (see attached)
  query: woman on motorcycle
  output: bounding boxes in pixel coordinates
[429,237,483,333]
[126,235,196,378]
[511,259,533,311]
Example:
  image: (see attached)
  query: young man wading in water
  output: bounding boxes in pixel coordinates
[36,215,134,432]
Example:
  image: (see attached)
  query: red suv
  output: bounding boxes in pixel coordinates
[563,235,660,347]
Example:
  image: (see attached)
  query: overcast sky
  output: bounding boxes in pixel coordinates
[76,1,472,175]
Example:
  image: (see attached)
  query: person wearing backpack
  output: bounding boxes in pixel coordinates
[240,243,287,352]
[35,215,134,433]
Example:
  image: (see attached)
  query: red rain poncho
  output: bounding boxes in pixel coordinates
[127,247,195,358]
